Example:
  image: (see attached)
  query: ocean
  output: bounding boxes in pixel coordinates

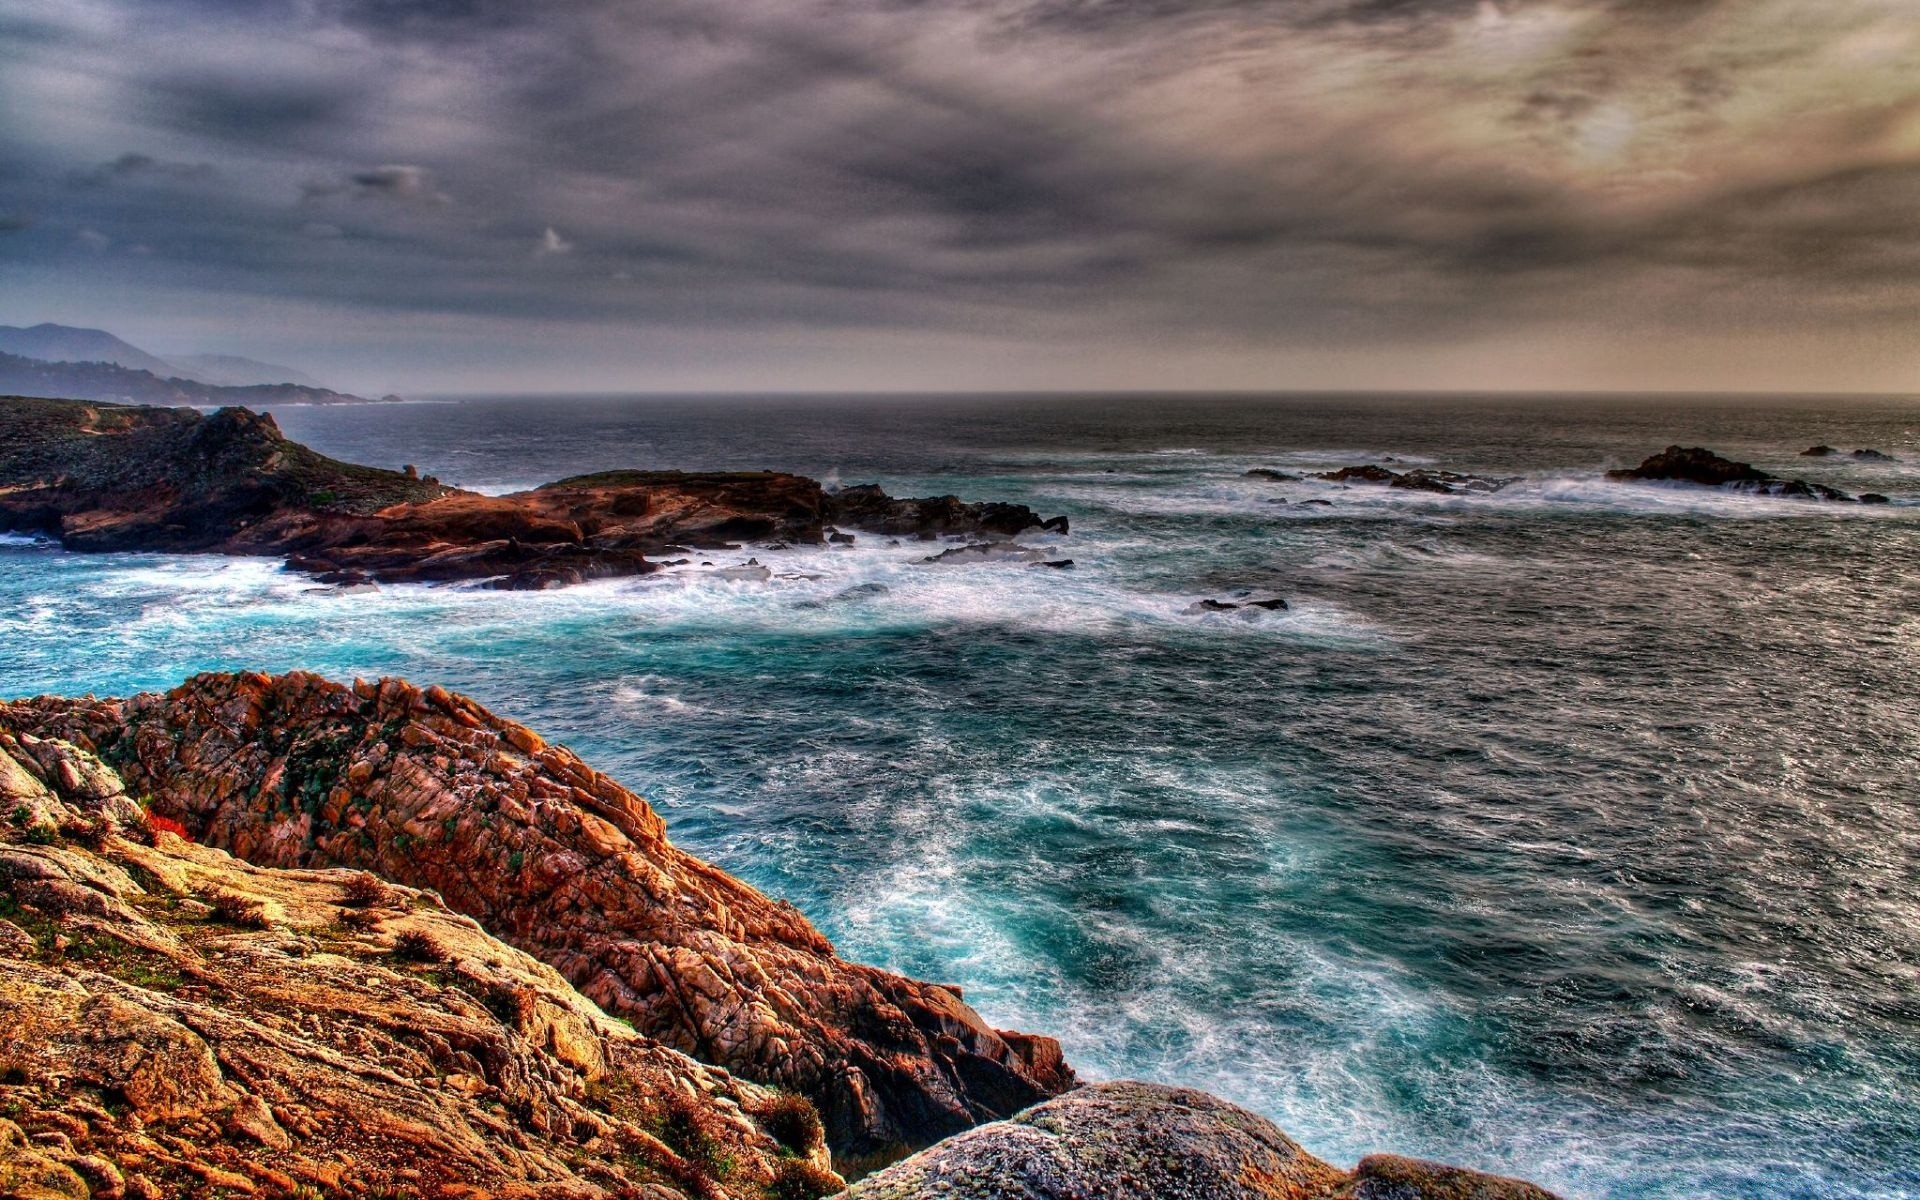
[4,392,1917,1199]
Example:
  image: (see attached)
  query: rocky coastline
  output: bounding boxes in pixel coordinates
[1,671,1566,1199]
[0,396,1066,590]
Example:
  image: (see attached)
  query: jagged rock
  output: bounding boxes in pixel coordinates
[1607,446,1855,500]
[0,672,1073,1158]
[0,735,834,1199]
[1311,465,1516,495]
[0,396,1068,589]
[847,1082,1562,1200]
[824,484,1063,538]
[1187,595,1288,615]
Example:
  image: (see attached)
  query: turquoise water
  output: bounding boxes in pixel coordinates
[4,393,1919,1198]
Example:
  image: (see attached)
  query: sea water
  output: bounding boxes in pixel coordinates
[3,392,1917,1199]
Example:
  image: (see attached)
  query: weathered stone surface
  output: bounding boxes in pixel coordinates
[0,735,837,1199]
[1,671,1074,1158]
[0,396,1067,589]
[847,1083,1563,1200]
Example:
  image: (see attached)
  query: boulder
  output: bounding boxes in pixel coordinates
[847,1082,1562,1200]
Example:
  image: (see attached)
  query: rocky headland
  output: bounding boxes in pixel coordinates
[0,671,1564,1199]
[0,396,1066,590]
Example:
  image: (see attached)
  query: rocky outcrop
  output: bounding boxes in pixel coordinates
[1607,446,1855,500]
[0,731,838,1200]
[848,1082,1562,1200]
[1311,465,1516,495]
[0,396,1067,589]
[824,485,1067,540]
[0,672,1074,1160]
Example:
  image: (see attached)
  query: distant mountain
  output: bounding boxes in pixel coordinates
[0,323,179,376]
[167,353,324,389]
[0,350,381,407]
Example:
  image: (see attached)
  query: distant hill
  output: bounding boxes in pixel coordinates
[0,350,380,406]
[0,323,180,376]
[167,352,325,389]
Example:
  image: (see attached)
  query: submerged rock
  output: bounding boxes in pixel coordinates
[1607,446,1855,500]
[1245,468,1302,481]
[848,1082,1562,1200]
[1852,448,1893,461]
[921,541,1053,565]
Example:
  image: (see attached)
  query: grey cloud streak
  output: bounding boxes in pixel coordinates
[1,0,1918,390]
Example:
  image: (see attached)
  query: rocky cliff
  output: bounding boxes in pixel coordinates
[0,396,1067,589]
[0,728,839,1200]
[0,672,1073,1161]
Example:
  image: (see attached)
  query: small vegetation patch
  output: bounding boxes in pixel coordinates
[391,929,445,963]
[753,1091,825,1156]
[647,1090,739,1186]
[204,889,272,929]
[767,1159,843,1200]
[340,871,392,908]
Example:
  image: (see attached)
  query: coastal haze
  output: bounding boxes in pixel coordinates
[4,1,1920,392]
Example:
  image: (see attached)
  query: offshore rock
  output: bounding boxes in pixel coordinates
[1311,465,1516,495]
[0,396,1066,589]
[0,731,835,1199]
[847,1082,1562,1200]
[1607,446,1855,500]
[0,671,1073,1158]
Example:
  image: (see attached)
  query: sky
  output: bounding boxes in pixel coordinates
[2,0,1919,394]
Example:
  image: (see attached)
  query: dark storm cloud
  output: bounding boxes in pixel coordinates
[68,153,217,188]
[2,0,1917,386]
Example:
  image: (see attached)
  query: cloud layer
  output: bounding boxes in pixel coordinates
[2,0,1917,390]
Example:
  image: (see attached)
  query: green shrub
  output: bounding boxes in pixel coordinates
[767,1159,843,1200]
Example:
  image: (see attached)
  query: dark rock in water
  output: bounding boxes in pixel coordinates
[1802,445,1839,456]
[1317,464,1399,485]
[1852,448,1893,461]
[797,582,893,608]
[1608,445,1770,487]
[1034,559,1075,569]
[1312,464,1516,495]
[1860,493,1891,504]
[1608,445,1856,500]
[848,1082,1563,1200]
[828,528,856,544]
[1187,594,1287,614]
[827,482,1062,539]
[0,395,1069,588]
[1297,498,1335,507]
[1244,468,1301,481]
